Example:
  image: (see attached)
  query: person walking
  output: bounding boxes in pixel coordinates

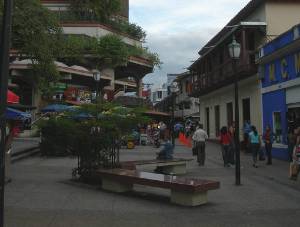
[290,127,300,180]
[249,126,261,168]
[192,124,208,166]
[263,125,274,165]
[220,127,231,167]
[288,128,297,162]
[243,120,251,153]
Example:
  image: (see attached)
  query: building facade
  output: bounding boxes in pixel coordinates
[174,72,200,121]
[189,0,300,139]
[259,23,300,160]
[151,84,168,105]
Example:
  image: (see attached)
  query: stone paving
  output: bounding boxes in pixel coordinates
[4,142,300,227]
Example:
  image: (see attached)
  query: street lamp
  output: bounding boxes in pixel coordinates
[228,35,241,186]
[0,1,13,226]
[92,69,101,104]
[170,81,179,146]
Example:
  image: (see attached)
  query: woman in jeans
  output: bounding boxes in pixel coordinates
[249,126,261,168]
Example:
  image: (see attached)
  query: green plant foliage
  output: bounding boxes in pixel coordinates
[59,34,162,69]
[70,0,121,23]
[39,103,150,157]
[129,46,163,69]
[39,117,77,156]
[108,20,146,41]
[60,35,98,65]
[96,34,129,68]
[39,102,150,178]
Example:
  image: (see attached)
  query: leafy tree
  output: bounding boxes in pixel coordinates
[96,34,129,68]
[0,0,63,95]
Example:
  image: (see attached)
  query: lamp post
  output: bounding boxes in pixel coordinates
[228,36,241,186]
[92,69,101,104]
[0,0,13,226]
[170,82,179,146]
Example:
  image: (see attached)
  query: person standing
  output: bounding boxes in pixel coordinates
[192,124,208,166]
[288,128,297,162]
[263,125,274,165]
[249,126,261,168]
[290,127,300,180]
[220,127,231,167]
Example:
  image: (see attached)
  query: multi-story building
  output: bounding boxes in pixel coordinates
[189,0,300,139]
[151,84,168,105]
[259,23,300,160]
[153,72,199,121]
[174,72,200,121]
[10,0,154,111]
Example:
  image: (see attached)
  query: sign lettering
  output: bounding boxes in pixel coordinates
[281,58,288,79]
[295,52,300,76]
[269,64,276,82]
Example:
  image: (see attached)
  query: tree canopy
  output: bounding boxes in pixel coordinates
[0,0,63,94]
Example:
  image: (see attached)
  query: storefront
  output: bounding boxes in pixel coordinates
[259,23,300,160]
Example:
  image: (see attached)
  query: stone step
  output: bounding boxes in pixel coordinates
[11,147,40,163]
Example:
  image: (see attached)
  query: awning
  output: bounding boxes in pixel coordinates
[41,104,70,113]
[6,108,31,121]
[7,90,19,104]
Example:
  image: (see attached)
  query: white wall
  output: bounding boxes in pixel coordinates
[199,75,262,139]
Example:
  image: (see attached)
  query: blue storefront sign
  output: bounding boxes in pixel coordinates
[260,24,300,160]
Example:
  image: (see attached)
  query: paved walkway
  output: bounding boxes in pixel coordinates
[11,137,40,155]
[4,142,300,227]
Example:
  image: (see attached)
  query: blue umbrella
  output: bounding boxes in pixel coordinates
[41,104,70,113]
[5,108,31,120]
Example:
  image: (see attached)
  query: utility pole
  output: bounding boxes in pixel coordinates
[0,1,13,226]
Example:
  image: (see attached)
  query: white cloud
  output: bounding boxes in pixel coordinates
[130,0,251,88]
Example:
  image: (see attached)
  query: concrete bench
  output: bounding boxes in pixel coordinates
[96,169,220,206]
[120,158,193,175]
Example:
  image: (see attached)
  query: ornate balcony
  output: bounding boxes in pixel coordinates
[190,52,257,97]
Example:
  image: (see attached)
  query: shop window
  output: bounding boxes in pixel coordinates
[157,91,162,99]
[184,102,191,109]
[273,112,283,143]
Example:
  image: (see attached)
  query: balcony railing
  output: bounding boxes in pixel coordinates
[190,53,257,97]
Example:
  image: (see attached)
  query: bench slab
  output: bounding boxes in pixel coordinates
[171,190,207,206]
[102,178,132,193]
[120,158,193,175]
[96,169,220,206]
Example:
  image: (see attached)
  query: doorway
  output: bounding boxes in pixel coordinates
[242,98,251,124]
[206,107,210,137]
[215,105,220,137]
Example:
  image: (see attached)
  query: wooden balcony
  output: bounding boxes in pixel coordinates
[190,53,257,97]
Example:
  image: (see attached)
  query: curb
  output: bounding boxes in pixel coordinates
[11,147,40,163]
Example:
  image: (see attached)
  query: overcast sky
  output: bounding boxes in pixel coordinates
[130,0,250,88]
